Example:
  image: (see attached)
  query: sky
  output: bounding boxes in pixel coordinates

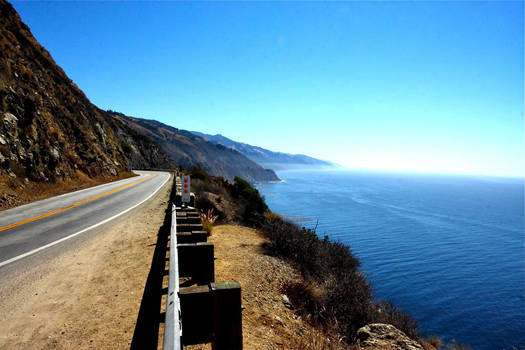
[11,1,524,178]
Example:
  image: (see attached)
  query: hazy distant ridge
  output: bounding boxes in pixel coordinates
[108,112,280,183]
[191,131,335,170]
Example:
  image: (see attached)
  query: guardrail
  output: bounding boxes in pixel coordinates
[163,203,182,350]
[163,176,243,350]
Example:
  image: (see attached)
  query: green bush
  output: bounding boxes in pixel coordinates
[232,176,268,223]
[120,141,132,153]
[188,164,208,181]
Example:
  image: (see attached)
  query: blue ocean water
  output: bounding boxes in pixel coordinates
[256,169,525,350]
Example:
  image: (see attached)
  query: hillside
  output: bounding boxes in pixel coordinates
[191,131,335,170]
[0,0,173,207]
[101,111,175,170]
[108,111,280,183]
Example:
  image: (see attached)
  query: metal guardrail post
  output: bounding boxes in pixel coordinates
[163,203,182,350]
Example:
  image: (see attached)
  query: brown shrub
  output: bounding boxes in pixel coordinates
[281,281,327,325]
[0,58,11,77]
[9,160,26,178]
[428,337,442,348]
[264,212,282,221]
[19,64,33,80]
[5,175,18,189]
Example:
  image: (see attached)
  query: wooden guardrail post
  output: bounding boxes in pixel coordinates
[177,231,208,244]
[165,176,243,350]
[211,281,243,350]
[179,285,213,345]
[176,216,202,225]
[177,223,204,232]
[177,242,215,283]
[178,282,243,350]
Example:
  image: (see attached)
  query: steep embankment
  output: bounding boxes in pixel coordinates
[0,0,127,181]
[0,0,174,208]
[108,111,280,183]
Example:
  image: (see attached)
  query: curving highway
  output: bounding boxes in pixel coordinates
[0,170,171,268]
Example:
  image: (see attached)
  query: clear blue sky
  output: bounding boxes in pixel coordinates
[12,1,524,177]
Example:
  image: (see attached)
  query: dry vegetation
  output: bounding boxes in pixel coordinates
[0,170,135,211]
[258,216,421,343]
[199,208,218,235]
[186,224,350,350]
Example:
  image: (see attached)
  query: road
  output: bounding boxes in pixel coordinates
[0,170,171,268]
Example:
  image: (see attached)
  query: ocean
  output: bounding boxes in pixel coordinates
[256,169,525,350]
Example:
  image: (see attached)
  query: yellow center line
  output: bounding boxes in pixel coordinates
[0,174,156,232]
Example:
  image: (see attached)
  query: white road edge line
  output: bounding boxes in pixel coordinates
[0,172,171,269]
[3,170,148,214]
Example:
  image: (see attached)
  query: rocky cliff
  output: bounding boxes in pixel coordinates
[0,0,173,187]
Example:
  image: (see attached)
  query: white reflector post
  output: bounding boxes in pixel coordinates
[182,175,191,203]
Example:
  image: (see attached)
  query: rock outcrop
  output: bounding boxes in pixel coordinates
[357,323,424,350]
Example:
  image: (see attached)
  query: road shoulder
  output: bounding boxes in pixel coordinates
[0,175,172,349]
[185,224,324,350]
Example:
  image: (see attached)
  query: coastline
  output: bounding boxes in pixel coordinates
[257,168,525,349]
[190,169,438,349]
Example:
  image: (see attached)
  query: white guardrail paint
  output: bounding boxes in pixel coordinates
[163,203,182,349]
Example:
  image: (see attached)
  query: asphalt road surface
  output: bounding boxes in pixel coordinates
[0,170,171,268]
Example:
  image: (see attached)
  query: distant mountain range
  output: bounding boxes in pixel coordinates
[108,112,279,183]
[191,131,335,171]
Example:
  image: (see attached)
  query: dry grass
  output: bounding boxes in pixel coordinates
[0,170,136,211]
[199,208,218,235]
[264,212,282,221]
[291,331,350,350]
[202,225,348,350]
